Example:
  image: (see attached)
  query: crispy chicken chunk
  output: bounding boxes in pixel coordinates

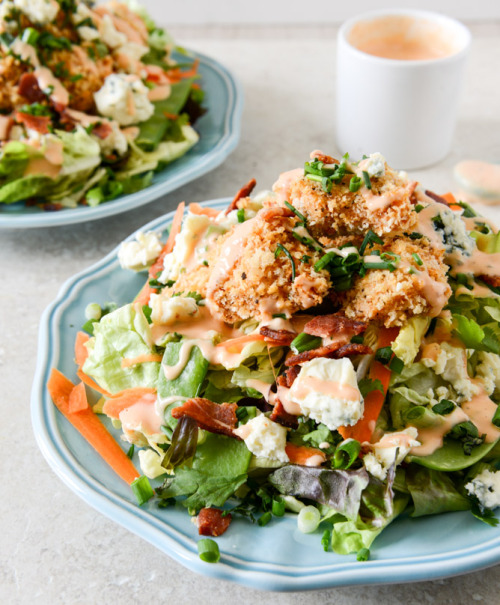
[205,207,331,323]
[273,158,417,239]
[334,236,451,327]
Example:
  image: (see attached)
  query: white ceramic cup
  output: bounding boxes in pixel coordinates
[336,10,471,170]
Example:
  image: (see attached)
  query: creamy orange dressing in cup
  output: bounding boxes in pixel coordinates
[348,15,458,61]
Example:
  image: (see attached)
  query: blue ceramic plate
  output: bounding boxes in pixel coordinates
[0,52,242,229]
[32,200,500,591]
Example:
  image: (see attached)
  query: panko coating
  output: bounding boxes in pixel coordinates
[205,207,331,323]
[273,154,418,239]
[334,236,451,327]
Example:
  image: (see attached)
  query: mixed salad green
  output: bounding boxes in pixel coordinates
[56,154,500,562]
[0,0,203,210]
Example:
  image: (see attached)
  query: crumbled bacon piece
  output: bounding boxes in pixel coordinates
[286,342,372,366]
[424,190,449,206]
[277,365,300,388]
[225,178,257,214]
[197,508,232,537]
[479,274,500,289]
[91,121,113,139]
[18,73,46,103]
[15,111,51,134]
[259,206,295,220]
[259,326,296,346]
[269,398,299,429]
[303,314,367,338]
[171,398,239,438]
[309,150,339,165]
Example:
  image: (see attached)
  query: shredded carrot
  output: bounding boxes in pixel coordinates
[74,331,90,367]
[285,442,326,466]
[121,353,163,368]
[188,202,220,218]
[441,192,457,206]
[148,201,185,278]
[77,369,113,398]
[102,387,157,419]
[163,112,179,120]
[337,327,399,443]
[48,369,140,484]
[167,59,199,83]
[215,333,266,353]
[68,381,89,413]
[134,281,154,306]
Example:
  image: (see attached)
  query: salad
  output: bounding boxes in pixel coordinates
[0,0,204,210]
[48,150,500,562]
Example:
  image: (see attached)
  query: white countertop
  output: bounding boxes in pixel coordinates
[2,23,500,604]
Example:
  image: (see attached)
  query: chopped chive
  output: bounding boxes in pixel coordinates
[258,511,272,527]
[272,499,286,517]
[389,356,404,374]
[284,200,307,224]
[275,243,296,280]
[237,208,245,223]
[202,260,209,266]
[359,230,383,255]
[362,171,372,190]
[290,332,322,354]
[349,175,363,193]
[412,253,423,266]
[492,405,500,428]
[433,399,455,415]
[363,260,396,271]
[300,255,311,263]
[414,204,425,213]
[197,538,221,563]
[333,439,361,469]
[272,313,287,319]
[131,475,154,506]
[321,529,331,552]
[375,346,393,364]
[408,232,423,240]
[292,229,324,253]
[357,548,370,562]
[70,74,84,82]
[126,444,135,459]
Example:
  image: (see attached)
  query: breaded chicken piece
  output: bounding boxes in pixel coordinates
[206,207,331,323]
[168,264,211,299]
[44,47,114,113]
[334,236,451,327]
[273,159,417,239]
[0,55,25,112]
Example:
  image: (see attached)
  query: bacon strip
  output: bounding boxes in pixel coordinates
[479,275,500,289]
[171,398,239,438]
[286,342,372,367]
[276,366,300,388]
[18,73,46,103]
[269,398,298,429]
[259,326,296,346]
[197,508,232,537]
[424,190,449,206]
[15,111,51,134]
[225,178,257,214]
[303,314,367,338]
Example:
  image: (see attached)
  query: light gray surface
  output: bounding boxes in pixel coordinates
[2,23,500,604]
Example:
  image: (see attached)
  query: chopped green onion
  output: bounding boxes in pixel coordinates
[197,539,221,563]
[292,229,324,253]
[407,232,423,240]
[314,250,337,272]
[300,255,311,263]
[357,548,370,562]
[258,511,272,527]
[415,204,424,213]
[70,74,84,82]
[351,335,364,344]
[237,208,245,223]
[126,444,135,459]
[297,505,321,534]
[85,302,102,321]
[349,175,363,192]
[412,253,423,266]
[359,230,383,255]
[131,475,154,505]
[290,332,322,354]
[363,260,396,271]
[236,406,248,422]
[272,498,286,517]
[272,313,287,319]
[405,406,427,421]
[321,529,331,552]
[375,346,393,364]
[333,439,361,469]
[284,200,307,224]
[492,405,500,428]
[202,260,209,266]
[275,243,296,281]
[433,399,455,415]
[22,27,40,46]
[457,200,477,218]
[389,356,404,374]
[362,171,372,190]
